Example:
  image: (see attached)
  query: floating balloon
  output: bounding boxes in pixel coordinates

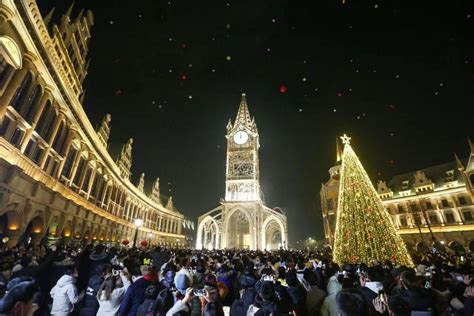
[279,85,287,93]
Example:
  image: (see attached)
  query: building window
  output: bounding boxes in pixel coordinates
[25,139,43,164]
[445,213,455,223]
[0,115,12,136]
[397,205,404,213]
[400,218,408,227]
[10,72,32,112]
[0,56,13,88]
[61,147,76,180]
[426,201,433,210]
[36,101,55,141]
[410,203,419,212]
[459,196,467,206]
[414,215,422,226]
[9,127,24,148]
[463,211,473,222]
[327,198,334,210]
[52,122,68,154]
[23,85,42,124]
[72,157,85,186]
[441,199,449,208]
[402,180,409,190]
[429,215,438,225]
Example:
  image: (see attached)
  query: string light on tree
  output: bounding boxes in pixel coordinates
[333,134,413,266]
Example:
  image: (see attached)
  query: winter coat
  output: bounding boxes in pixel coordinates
[50,274,80,316]
[230,288,257,316]
[79,275,104,316]
[388,288,435,315]
[306,285,326,316]
[359,282,384,315]
[166,299,192,316]
[320,276,342,316]
[118,277,149,316]
[97,275,131,316]
[287,284,307,316]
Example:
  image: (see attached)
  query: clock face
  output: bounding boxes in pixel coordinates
[233,131,249,144]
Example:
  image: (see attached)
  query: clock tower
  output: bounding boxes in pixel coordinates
[196,93,288,250]
[225,93,261,202]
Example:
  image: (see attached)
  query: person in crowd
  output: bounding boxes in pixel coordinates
[388,270,435,315]
[335,288,370,316]
[304,269,326,315]
[50,268,82,316]
[79,263,112,316]
[320,268,342,316]
[118,265,152,316]
[97,268,132,315]
[285,269,307,316]
[359,266,385,315]
[230,270,257,316]
[0,279,40,316]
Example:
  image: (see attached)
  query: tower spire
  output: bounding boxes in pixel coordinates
[336,137,342,162]
[65,1,75,17]
[234,93,252,128]
[44,7,55,27]
[454,152,465,171]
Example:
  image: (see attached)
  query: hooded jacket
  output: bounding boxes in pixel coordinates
[97,275,132,316]
[50,274,80,315]
[320,276,342,316]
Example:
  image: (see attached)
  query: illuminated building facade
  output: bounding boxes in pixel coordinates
[196,94,288,250]
[320,140,474,251]
[0,0,185,247]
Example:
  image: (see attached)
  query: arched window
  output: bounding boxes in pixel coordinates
[10,72,32,112]
[470,174,474,188]
[23,85,42,124]
[52,121,68,154]
[35,101,55,141]
[0,56,13,89]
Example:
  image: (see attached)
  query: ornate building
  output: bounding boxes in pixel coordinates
[0,0,185,247]
[196,94,288,250]
[320,139,474,251]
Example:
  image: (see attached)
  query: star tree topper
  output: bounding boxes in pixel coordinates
[340,134,351,145]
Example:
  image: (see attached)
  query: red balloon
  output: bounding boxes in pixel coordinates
[279,85,287,93]
[337,92,343,97]
[122,240,129,245]
[181,74,187,80]
[140,240,148,247]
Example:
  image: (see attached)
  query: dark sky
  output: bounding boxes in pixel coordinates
[38,0,474,244]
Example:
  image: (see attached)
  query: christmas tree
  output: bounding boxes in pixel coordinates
[333,135,413,266]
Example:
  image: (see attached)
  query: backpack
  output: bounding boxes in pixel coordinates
[136,283,160,316]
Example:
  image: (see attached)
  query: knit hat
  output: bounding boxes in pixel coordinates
[174,272,191,295]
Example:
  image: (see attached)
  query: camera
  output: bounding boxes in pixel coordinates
[193,289,205,296]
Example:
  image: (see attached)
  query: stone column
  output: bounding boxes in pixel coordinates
[0,67,27,120]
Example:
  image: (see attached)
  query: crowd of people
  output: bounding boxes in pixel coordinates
[0,242,473,316]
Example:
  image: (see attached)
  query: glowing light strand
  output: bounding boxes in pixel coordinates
[333,137,413,266]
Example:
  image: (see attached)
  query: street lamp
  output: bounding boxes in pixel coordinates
[133,219,144,248]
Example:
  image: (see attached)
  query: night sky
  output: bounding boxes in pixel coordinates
[38,0,474,244]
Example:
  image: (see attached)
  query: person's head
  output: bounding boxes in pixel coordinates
[97,276,117,301]
[259,281,275,302]
[140,265,151,277]
[335,288,369,316]
[304,269,318,286]
[155,288,175,316]
[285,270,299,287]
[174,273,191,295]
[94,244,105,254]
[277,267,286,280]
[0,280,39,316]
[400,270,420,290]
[366,266,384,283]
[203,301,224,316]
[96,264,112,277]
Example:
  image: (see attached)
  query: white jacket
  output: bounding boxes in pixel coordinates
[97,274,131,315]
[50,275,80,316]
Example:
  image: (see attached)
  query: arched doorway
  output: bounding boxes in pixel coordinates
[21,215,44,246]
[227,210,251,249]
[261,215,286,250]
[196,216,219,250]
[0,210,23,246]
[264,221,282,250]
